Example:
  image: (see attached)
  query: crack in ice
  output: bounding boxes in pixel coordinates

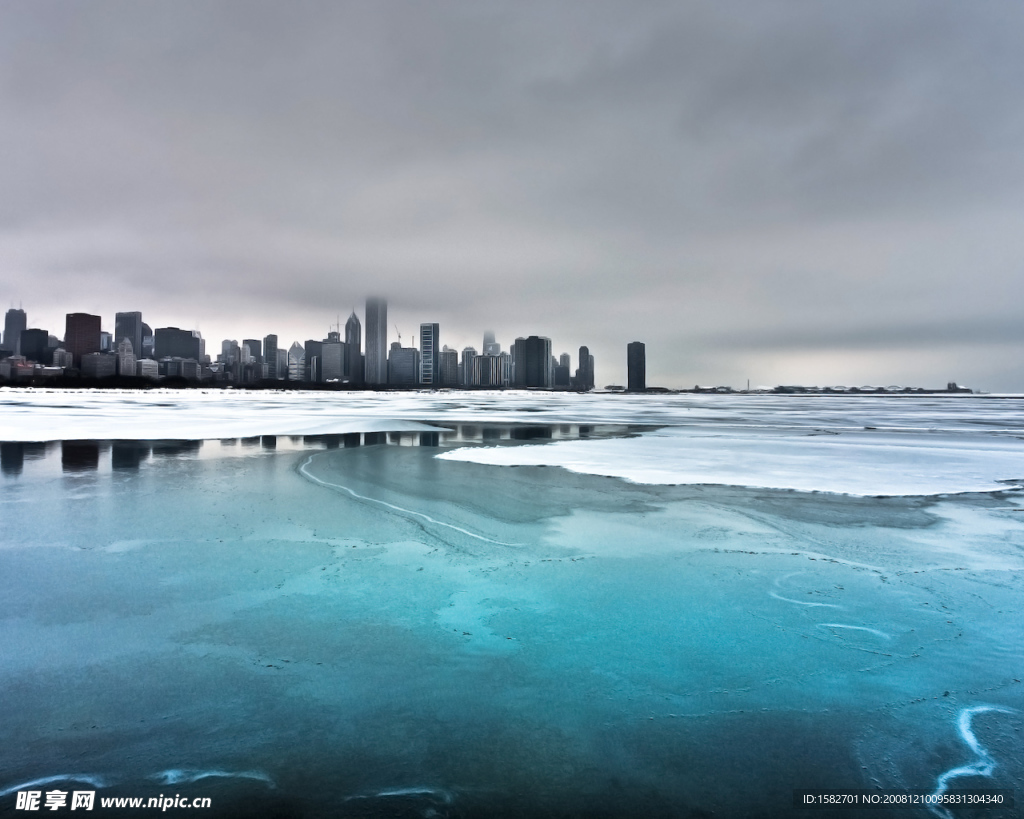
[0,775,107,797]
[816,623,890,639]
[299,454,520,547]
[928,705,1014,819]
[151,769,275,787]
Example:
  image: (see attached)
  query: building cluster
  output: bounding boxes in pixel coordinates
[0,300,650,391]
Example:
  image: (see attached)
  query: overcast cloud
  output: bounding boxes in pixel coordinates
[1,1,1022,389]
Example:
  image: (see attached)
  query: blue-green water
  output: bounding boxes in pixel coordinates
[1,428,1022,818]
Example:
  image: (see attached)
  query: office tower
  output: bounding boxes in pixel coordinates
[577,345,594,391]
[419,323,439,385]
[483,330,500,356]
[19,329,50,363]
[304,340,323,383]
[3,308,26,354]
[365,297,387,385]
[627,341,646,391]
[141,323,154,358]
[154,327,201,360]
[276,349,287,380]
[388,341,419,385]
[345,312,363,384]
[287,342,305,381]
[65,313,102,367]
[52,348,74,369]
[243,338,263,363]
[461,347,477,386]
[439,346,459,386]
[554,363,571,388]
[264,334,278,380]
[100,331,112,352]
[559,352,571,369]
[512,336,552,388]
[116,338,136,376]
[115,312,144,362]
[320,336,345,383]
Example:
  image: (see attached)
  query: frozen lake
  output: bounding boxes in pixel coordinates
[0,391,1022,817]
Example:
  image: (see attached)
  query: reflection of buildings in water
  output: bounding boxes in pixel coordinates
[512,426,552,441]
[343,433,361,448]
[112,441,150,471]
[62,441,100,472]
[419,432,440,447]
[261,435,277,450]
[579,425,592,438]
[1,442,24,476]
[240,437,260,448]
[151,440,202,458]
[364,432,385,446]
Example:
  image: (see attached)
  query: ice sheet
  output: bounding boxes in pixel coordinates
[437,426,1024,496]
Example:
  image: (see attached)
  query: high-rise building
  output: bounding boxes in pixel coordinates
[264,334,278,380]
[81,352,117,379]
[419,323,439,385]
[114,312,144,362]
[439,346,459,386]
[345,312,363,384]
[512,336,552,388]
[141,323,154,359]
[242,338,263,363]
[559,352,571,369]
[627,341,646,392]
[304,340,323,383]
[116,338,136,376]
[483,330,500,356]
[154,327,201,360]
[276,349,287,381]
[365,297,387,385]
[320,337,345,383]
[388,341,419,385]
[287,342,304,381]
[461,347,478,386]
[100,331,112,352]
[3,308,26,355]
[19,329,50,363]
[65,313,102,367]
[577,345,595,391]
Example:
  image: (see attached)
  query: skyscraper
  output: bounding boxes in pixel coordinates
[19,328,50,363]
[627,341,646,392]
[264,334,278,380]
[388,341,419,385]
[4,308,27,355]
[461,347,478,386]
[116,338,136,376]
[287,342,305,381]
[365,297,387,385]
[419,323,439,385]
[345,312,363,384]
[482,330,500,356]
[439,346,459,386]
[115,312,144,363]
[577,345,595,391]
[242,338,263,363]
[65,313,102,367]
[513,336,552,388]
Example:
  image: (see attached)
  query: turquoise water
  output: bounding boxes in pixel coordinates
[1,429,1022,817]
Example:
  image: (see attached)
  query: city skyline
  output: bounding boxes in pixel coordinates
[1,4,1023,390]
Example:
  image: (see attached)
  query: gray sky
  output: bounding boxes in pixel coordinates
[2,1,1023,390]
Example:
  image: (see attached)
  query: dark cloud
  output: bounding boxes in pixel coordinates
[1,1,1022,389]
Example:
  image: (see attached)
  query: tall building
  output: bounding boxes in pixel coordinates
[19,328,50,363]
[482,330,500,356]
[577,345,595,391]
[287,342,305,381]
[114,312,144,362]
[65,313,102,367]
[304,340,323,383]
[242,338,263,363]
[439,346,459,386]
[419,322,439,385]
[141,323,154,358]
[345,312,363,384]
[365,297,388,385]
[154,327,201,360]
[388,341,419,385]
[116,338,136,376]
[513,336,552,388]
[559,352,571,369]
[264,334,278,380]
[461,347,477,386]
[320,337,345,383]
[627,341,646,392]
[3,308,26,355]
